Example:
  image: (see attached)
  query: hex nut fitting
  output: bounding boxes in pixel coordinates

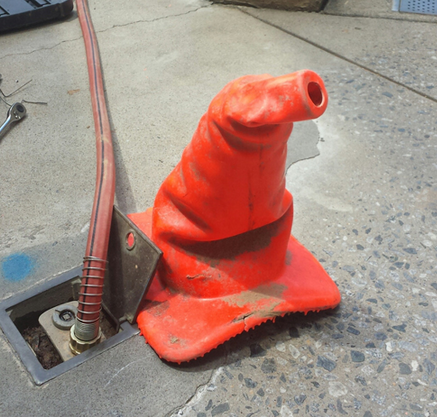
[52,303,77,331]
[69,325,102,355]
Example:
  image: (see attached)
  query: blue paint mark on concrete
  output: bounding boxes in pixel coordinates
[1,253,35,282]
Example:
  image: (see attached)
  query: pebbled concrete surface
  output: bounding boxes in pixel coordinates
[170,65,437,417]
[1,0,437,416]
[243,9,437,101]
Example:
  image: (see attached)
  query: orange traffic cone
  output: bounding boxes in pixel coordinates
[129,70,341,363]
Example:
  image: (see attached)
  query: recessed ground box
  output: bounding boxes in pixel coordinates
[0,207,162,385]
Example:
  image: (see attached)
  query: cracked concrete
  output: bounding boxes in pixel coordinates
[0,1,211,58]
[170,367,226,417]
[1,0,437,416]
[96,5,212,33]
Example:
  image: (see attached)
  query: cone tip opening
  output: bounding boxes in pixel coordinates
[307,81,324,107]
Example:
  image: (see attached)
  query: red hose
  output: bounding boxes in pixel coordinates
[74,0,115,341]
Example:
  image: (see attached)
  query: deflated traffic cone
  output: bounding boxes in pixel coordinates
[129,70,341,363]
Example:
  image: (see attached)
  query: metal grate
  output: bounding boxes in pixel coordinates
[399,0,437,15]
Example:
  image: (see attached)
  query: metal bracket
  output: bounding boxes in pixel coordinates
[102,206,162,328]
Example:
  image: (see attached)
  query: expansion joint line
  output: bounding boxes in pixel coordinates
[238,7,437,105]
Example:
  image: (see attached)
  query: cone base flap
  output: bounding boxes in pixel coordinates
[129,211,341,363]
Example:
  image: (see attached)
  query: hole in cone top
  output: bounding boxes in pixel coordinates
[307,82,323,107]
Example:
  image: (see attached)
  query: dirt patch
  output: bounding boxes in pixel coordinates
[22,325,63,369]
[224,283,287,308]
[100,312,118,339]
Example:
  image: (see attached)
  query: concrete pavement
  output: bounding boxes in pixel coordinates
[1,0,437,416]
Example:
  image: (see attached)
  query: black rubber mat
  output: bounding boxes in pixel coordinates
[0,0,73,32]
